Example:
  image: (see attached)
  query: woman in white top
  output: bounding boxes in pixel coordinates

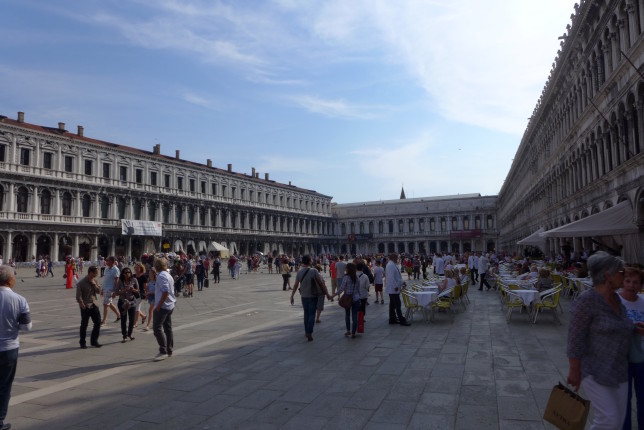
[437,269,457,292]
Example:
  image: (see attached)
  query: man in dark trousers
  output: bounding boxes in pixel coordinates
[76,265,102,348]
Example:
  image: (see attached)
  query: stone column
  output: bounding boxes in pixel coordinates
[6,231,12,261]
[91,236,98,262]
[7,183,14,213]
[110,237,116,257]
[52,232,59,262]
[73,235,79,258]
[32,186,39,214]
[126,236,132,259]
[627,1,638,47]
[31,233,37,259]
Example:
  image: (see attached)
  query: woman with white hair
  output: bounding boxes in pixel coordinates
[567,251,644,429]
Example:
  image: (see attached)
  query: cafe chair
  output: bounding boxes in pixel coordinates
[401,290,424,322]
[533,287,562,324]
[430,288,455,322]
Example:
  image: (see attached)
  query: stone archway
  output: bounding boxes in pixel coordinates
[12,234,29,262]
[58,235,73,261]
[78,235,92,261]
[36,234,52,258]
[98,236,110,259]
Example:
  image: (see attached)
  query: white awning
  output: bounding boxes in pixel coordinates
[516,227,545,247]
[208,241,228,252]
[541,201,638,238]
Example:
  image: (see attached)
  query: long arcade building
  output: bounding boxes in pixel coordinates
[0,113,336,262]
[497,0,644,263]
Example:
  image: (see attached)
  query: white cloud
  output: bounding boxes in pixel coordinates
[182,93,212,108]
[290,95,391,119]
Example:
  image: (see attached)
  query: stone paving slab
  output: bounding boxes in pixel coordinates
[0,267,617,429]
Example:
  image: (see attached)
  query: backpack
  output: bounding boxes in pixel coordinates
[362,266,374,284]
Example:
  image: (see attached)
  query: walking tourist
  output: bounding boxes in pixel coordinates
[618,267,644,430]
[567,252,644,429]
[153,257,176,361]
[100,256,121,326]
[373,260,385,304]
[337,263,365,338]
[196,259,205,291]
[185,255,195,297]
[290,255,331,341]
[0,265,32,430]
[113,268,139,343]
[334,255,347,298]
[132,263,147,328]
[468,252,479,283]
[281,257,291,290]
[212,257,221,283]
[76,265,102,348]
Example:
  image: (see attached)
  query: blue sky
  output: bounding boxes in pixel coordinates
[0,0,575,203]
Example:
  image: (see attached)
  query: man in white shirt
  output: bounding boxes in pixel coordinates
[468,253,479,283]
[0,266,31,430]
[435,253,445,276]
[385,254,411,326]
[478,253,493,291]
[153,257,177,361]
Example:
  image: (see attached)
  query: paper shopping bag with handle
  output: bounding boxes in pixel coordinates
[543,382,590,430]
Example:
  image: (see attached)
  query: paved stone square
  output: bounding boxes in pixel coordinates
[8,267,579,429]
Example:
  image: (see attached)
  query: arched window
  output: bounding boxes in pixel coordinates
[100,196,109,219]
[62,192,72,216]
[341,223,346,235]
[350,223,355,234]
[398,219,403,232]
[474,215,481,229]
[463,217,470,230]
[188,206,195,225]
[117,198,126,219]
[163,205,170,224]
[429,218,435,231]
[82,194,92,217]
[408,218,414,232]
[16,187,28,213]
[440,217,446,231]
[359,222,364,234]
[133,199,142,220]
[368,222,374,234]
[149,202,156,221]
[378,221,383,233]
[487,215,493,229]
[175,205,183,224]
[40,190,51,215]
[388,220,394,233]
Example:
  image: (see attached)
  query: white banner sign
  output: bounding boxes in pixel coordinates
[121,220,163,237]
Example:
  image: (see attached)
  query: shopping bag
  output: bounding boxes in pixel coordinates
[204,279,209,288]
[543,382,590,430]
[357,311,365,333]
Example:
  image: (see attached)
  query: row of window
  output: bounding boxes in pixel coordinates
[1,186,331,235]
[340,216,495,235]
[0,145,326,212]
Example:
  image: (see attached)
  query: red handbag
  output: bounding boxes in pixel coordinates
[357,311,365,333]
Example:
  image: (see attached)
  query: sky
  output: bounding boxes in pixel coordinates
[0,0,576,203]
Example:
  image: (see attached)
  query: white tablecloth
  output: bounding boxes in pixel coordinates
[417,285,439,292]
[411,291,438,307]
[512,289,540,306]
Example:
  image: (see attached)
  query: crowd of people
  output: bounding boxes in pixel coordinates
[1,247,643,429]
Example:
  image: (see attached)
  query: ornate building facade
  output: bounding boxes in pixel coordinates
[332,194,498,256]
[497,0,644,263]
[0,113,335,262]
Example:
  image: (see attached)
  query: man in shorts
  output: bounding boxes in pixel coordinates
[100,256,121,326]
[373,260,385,304]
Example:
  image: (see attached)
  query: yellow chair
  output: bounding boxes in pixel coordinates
[461,280,471,305]
[533,287,562,324]
[401,290,425,322]
[430,288,455,321]
[503,287,529,321]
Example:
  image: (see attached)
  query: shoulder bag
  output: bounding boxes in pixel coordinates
[338,275,354,309]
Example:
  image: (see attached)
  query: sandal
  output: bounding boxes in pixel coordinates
[344,331,350,337]
[128,336,135,341]
[142,315,146,324]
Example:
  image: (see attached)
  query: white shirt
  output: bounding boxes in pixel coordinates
[435,258,445,275]
[155,270,176,310]
[385,260,404,294]
[0,287,32,351]
[478,256,489,274]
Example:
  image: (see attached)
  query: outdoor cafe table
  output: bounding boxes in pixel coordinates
[411,291,439,307]
[417,285,439,292]
[512,289,540,306]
